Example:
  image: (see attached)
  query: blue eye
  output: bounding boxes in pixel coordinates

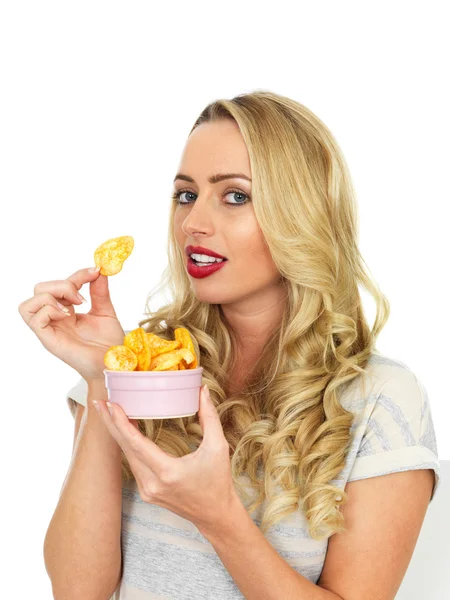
[172,188,251,207]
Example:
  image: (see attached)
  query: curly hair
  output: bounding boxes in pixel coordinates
[119,90,390,542]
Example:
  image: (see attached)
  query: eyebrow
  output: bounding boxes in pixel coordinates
[173,172,252,184]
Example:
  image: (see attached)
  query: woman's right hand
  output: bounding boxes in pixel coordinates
[18,267,126,383]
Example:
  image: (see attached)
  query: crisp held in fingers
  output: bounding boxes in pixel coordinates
[94,235,134,276]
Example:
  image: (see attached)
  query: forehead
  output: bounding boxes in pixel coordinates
[177,120,251,179]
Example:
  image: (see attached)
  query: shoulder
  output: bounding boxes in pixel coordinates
[339,352,427,418]
[318,355,440,597]
[334,351,441,502]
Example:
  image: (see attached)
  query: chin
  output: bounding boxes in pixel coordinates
[190,287,230,304]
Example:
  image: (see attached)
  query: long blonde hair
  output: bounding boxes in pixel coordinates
[123,90,390,541]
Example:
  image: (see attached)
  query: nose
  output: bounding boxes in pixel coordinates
[181,196,214,237]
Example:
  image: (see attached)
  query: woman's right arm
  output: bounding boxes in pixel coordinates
[18,266,128,598]
[43,380,123,600]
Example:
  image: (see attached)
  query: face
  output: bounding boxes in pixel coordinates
[173,119,286,350]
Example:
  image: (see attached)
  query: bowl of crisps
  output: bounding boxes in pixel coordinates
[103,327,203,419]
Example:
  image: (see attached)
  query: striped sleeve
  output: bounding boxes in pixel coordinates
[347,368,441,503]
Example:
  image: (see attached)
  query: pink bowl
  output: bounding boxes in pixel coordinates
[103,367,203,419]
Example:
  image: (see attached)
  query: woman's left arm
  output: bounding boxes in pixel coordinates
[200,466,434,600]
[198,491,343,600]
[93,385,434,599]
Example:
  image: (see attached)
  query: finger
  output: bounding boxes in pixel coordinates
[94,400,129,449]
[88,272,118,317]
[32,303,73,331]
[19,294,72,329]
[198,385,225,447]
[129,419,140,431]
[94,401,153,480]
[95,402,164,489]
[33,277,90,308]
[105,402,173,473]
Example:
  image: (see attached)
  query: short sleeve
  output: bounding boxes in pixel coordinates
[66,376,88,419]
[347,367,441,503]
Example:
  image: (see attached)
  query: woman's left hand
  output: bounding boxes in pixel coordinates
[93,385,237,534]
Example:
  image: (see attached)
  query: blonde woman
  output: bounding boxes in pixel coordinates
[20,91,440,599]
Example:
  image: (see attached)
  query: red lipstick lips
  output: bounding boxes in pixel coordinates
[185,245,228,279]
[187,256,228,278]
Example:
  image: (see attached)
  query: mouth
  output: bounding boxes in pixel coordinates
[188,255,228,266]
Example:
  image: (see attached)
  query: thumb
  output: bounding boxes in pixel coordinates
[198,385,223,445]
[89,273,118,317]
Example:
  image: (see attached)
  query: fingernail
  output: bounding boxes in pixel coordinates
[89,266,101,273]
[204,384,210,397]
[92,400,100,413]
[77,293,87,303]
[106,401,114,416]
[57,302,70,313]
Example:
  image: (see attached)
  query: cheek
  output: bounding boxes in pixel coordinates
[231,216,260,247]
[233,227,277,274]
[233,219,266,256]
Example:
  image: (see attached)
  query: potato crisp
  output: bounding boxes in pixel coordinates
[94,236,134,276]
[104,327,198,372]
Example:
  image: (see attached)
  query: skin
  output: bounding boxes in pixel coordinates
[173,119,287,381]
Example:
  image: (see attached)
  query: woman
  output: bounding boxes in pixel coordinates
[20,91,440,599]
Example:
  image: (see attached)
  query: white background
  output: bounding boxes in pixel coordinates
[1,1,448,598]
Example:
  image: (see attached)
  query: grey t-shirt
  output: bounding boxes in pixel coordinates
[66,352,441,599]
